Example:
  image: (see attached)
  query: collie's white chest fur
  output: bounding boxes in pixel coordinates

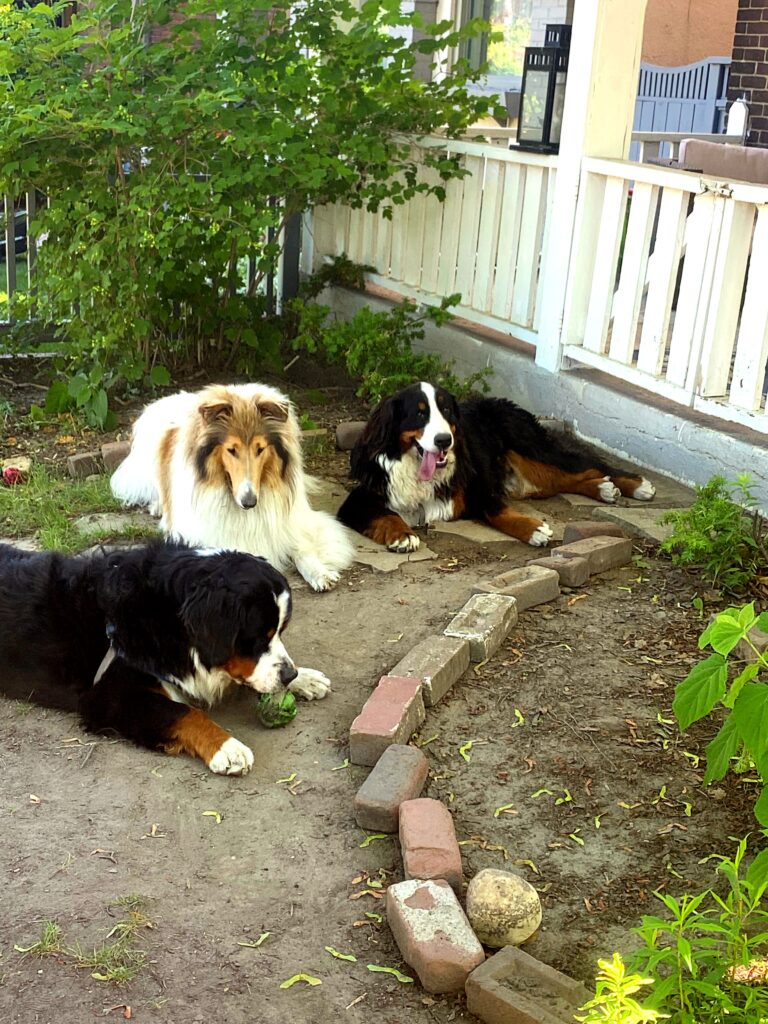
[380,450,456,527]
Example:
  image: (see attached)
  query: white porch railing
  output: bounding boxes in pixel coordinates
[562,157,768,433]
[308,139,557,349]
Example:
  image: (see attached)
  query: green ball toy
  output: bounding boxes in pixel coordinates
[258,691,298,728]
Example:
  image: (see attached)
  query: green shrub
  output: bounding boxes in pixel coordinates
[0,0,496,424]
[661,475,767,593]
[576,953,663,1024]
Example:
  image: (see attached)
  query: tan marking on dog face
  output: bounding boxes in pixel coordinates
[222,655,259,682]
[399,428,423,455]
[219,432,283,502]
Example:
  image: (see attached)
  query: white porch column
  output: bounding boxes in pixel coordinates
[535,0,648,372]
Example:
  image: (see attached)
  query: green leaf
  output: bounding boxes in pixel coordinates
[324,946,357,962]
[279,973,322,989]
[724,662,760,708]
[730,683,768,777]
[366,964,413,983]
[746,847,768,893]
[149,364,171,387]
[703,714,741,784]
[359,833,388,848]
[672,654,728,731]
[44,380,71,414]
[704,609,753,656]
[755,788,768,829]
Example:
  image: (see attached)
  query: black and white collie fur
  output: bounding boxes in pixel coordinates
[110,382,354,592]
[338,382,655,549]
[0,543,330,774]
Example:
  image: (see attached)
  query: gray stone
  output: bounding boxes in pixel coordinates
[353,744,429,832]
[73,511,155,537]
[591,505,680,544]
[472,564,560,610]
[67,452,102,479]
[444,593,517,662]
[554,535,634,574]
[389,635,470,706]
[335,421,367,451]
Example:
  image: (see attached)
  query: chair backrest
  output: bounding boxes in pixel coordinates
[678,138,768,186]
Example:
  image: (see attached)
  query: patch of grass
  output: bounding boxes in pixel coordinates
[14,921,63,956]
[0,464,154,552]
[70,937,147,985]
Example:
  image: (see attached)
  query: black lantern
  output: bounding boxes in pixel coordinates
[517,24,571,154]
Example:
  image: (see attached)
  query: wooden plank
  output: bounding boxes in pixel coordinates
[582,176,628,354]
[419,164,445,295]
[510,165,546,328]
[333,202,350,262]
[697,200,755,397]
[388,195,409,283]
[471,156,504,312]
[490,162,524,320]
[346,207,367,265]
[637,187,688,376]
[359,209,378,270]
[533,167,557,333]
[729,205,768,411]
[583,156,701,193]
[665,191,718,387]
[453,155,483,306]
[418,135,558,167]
[402,175,427,289]
[609,181,659,364]
[561,170,605,347]
[435,171,464,297]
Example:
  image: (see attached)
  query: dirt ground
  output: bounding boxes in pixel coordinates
[0,362,758,1023]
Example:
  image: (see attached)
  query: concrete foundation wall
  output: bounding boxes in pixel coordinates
[325,285,768,512]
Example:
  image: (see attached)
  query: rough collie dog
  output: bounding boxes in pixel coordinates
[110,382,354,592]
[0,542,331,775]
[337,382,655,550]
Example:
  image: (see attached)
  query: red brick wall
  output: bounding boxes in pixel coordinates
[728,0,768,147]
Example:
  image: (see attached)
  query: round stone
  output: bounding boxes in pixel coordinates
[465,868,542,947]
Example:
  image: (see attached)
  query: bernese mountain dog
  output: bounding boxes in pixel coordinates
[337,382,655,550]
[0,542,330,775]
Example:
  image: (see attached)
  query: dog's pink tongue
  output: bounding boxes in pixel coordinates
[418,449,438,482]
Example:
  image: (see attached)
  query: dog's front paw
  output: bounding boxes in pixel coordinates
[208,737,254,776]
[306,569,341,592]
[633,477,656,501]
[598,479,621,504]
[387,533,420,553]
[529,522,553,547]
[289,668,332,701]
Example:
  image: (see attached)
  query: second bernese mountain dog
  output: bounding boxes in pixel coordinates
[0,542,330,774]
[337,382,655,550]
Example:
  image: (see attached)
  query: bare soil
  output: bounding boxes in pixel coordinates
[0,360,756,1023]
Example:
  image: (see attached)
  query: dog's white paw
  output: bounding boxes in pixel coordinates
[598,479,621,504]
[529,522,553,547]
[633,477,656,501]
[298,563,341,592]
[387,534,420,553]
[208,737,254,776]
[289,667,332,701]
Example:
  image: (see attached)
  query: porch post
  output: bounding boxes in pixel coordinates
[535,0,648,372]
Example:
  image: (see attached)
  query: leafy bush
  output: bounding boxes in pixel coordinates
[661,475,767,593]
[627,837,768,1024]
[0,0,495,424]
[673,601,768,824]
[576,953,663,1024]
[287,285,492,403]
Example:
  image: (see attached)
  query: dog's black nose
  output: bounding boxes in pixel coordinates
[240,493,257,509]
[279,662,298,686]
[434,433,452,451]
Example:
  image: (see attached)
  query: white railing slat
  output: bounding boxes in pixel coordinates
[582,176,628,354]
[490,163,524,320]
[434,171,464,297]
[609,181,658,364]
[636,187,687,376]
[388,197,409,283]
[471,157,504,312]
[419,164,445,295]
[453,154,484,305]
[510,165,546,329]
[729,205,768,411]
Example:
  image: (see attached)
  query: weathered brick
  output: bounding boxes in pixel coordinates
[335,421,367,451]
[527,553,590,588]
[349,676,425,766]
[353,744,428,832]
[67,452,102,479]
[553,535,633,574]
[473,565,560,611]
[389,635,470,706]
[101,440,131,473]
[561,520,627,544]
[386,879,484,994]
[466,945,590,1024]
[444,593,517,662]
[399,798,462,892]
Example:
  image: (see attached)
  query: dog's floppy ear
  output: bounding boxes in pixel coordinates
[351,395,398,473]
[200,401,233,424]
[257,399,289,423]
[180,585,241,667]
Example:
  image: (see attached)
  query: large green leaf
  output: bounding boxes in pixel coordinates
[730,683,768,778]
[699,607,755,656]
[673,654,728,731]
[703,713,741,784]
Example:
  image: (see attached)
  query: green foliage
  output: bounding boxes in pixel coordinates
[661,475,767,593]
[628,837,768,1024]
[258,691,298,729]
[487,15,530,77]
[288,285,492,404]
[0,0,494,425]
[576,952,664,1024]
[673,602,768,823]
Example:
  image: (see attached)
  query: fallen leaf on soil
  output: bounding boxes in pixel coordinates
[387,632,404,643]
[618,801,642,810]
[555,788,573,805]
[141,823,167,839]
[277,772,297,784]
[345,994,367,1010]
[29,794,41,804]
[330,758,350,772]
[150,767,163,778]
[325,946,357,962]
[569,832,585,846]
[104,1005,132,1019]
[279,973,322,989]
[531,788,554,799]
[568,594,587,605]
[202,810,222,824]
[682,801,693,817]
[514,859,539,874]
[349,890,384,900]
[364,912,383,922]
[658,822,688,835]
[237,932,270,948]
[510,709,525,728]
[55,435,75,444]
[416,733,439,747]
[493,803,517,818]
[367,965,413,983]
[458,740,474,762]
[359,833,388,848]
